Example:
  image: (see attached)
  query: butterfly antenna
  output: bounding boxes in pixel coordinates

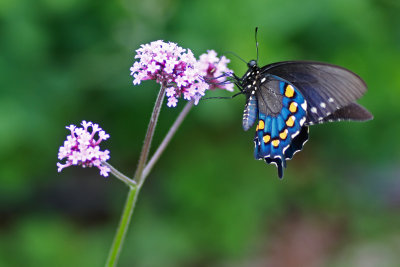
[223,51,247,64]
[255,27,259,65]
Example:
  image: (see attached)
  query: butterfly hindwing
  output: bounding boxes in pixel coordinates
[284,126,309,160]
[253,78,307,178]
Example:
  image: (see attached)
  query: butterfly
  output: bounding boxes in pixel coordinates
[233,59,373,178]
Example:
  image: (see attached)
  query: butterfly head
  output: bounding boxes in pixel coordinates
[247,60,257,68]
[237,60,261,96]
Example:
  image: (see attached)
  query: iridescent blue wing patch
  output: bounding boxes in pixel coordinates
[253,78,307,178]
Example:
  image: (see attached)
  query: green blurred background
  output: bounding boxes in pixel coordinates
[1,0,400,266]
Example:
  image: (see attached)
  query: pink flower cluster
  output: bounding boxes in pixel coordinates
[130,40,233,107]
[196,50,234,91]
[57,121,111,177]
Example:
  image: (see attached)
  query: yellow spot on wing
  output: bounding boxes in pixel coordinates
[272,139,280,147]
[289,102,298,113]
[285,84,295,98]
[258,120,265,130]
[279,129,288,140]
[286,116,295,127]
[263,134,271,143]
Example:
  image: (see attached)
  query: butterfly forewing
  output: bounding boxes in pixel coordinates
[261,61,371,124]
[321,102,373,123]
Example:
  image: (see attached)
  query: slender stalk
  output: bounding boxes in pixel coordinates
[105,186,138,267]
[103,162,136,188]
[142,100,193,180]
[134,83,167,185]
[105,83,166,267]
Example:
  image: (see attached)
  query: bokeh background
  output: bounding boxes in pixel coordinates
[1,0,400,266]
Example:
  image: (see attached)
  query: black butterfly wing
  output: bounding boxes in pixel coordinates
[261,61,373,124]
[321,102,373,123]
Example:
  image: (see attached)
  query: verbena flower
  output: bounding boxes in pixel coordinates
[57,121,111,177]
[196,50,234,91]
[130,40,233,107]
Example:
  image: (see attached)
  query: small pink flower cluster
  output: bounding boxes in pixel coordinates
[130,40,233,107]
[196,50,234,91]
[57,121,111,177]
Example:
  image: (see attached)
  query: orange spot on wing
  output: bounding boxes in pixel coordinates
[258,120,265,130]
[272,139,280,147]
[285,84,295,98]
[286,116,295,127]
[289,102,298,113]
[279,129,288,140]
[263,134,271,144]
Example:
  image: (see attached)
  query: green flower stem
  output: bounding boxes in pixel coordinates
[142,100,193,181]
[103,161,136,188]
[105,186,138,267]
[105,83,166,267]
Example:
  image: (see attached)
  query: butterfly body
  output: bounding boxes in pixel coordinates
[235,60,373,178]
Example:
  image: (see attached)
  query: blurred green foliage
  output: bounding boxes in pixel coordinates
[1,0,400,266]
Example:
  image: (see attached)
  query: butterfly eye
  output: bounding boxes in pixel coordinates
[247,60,257,68]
